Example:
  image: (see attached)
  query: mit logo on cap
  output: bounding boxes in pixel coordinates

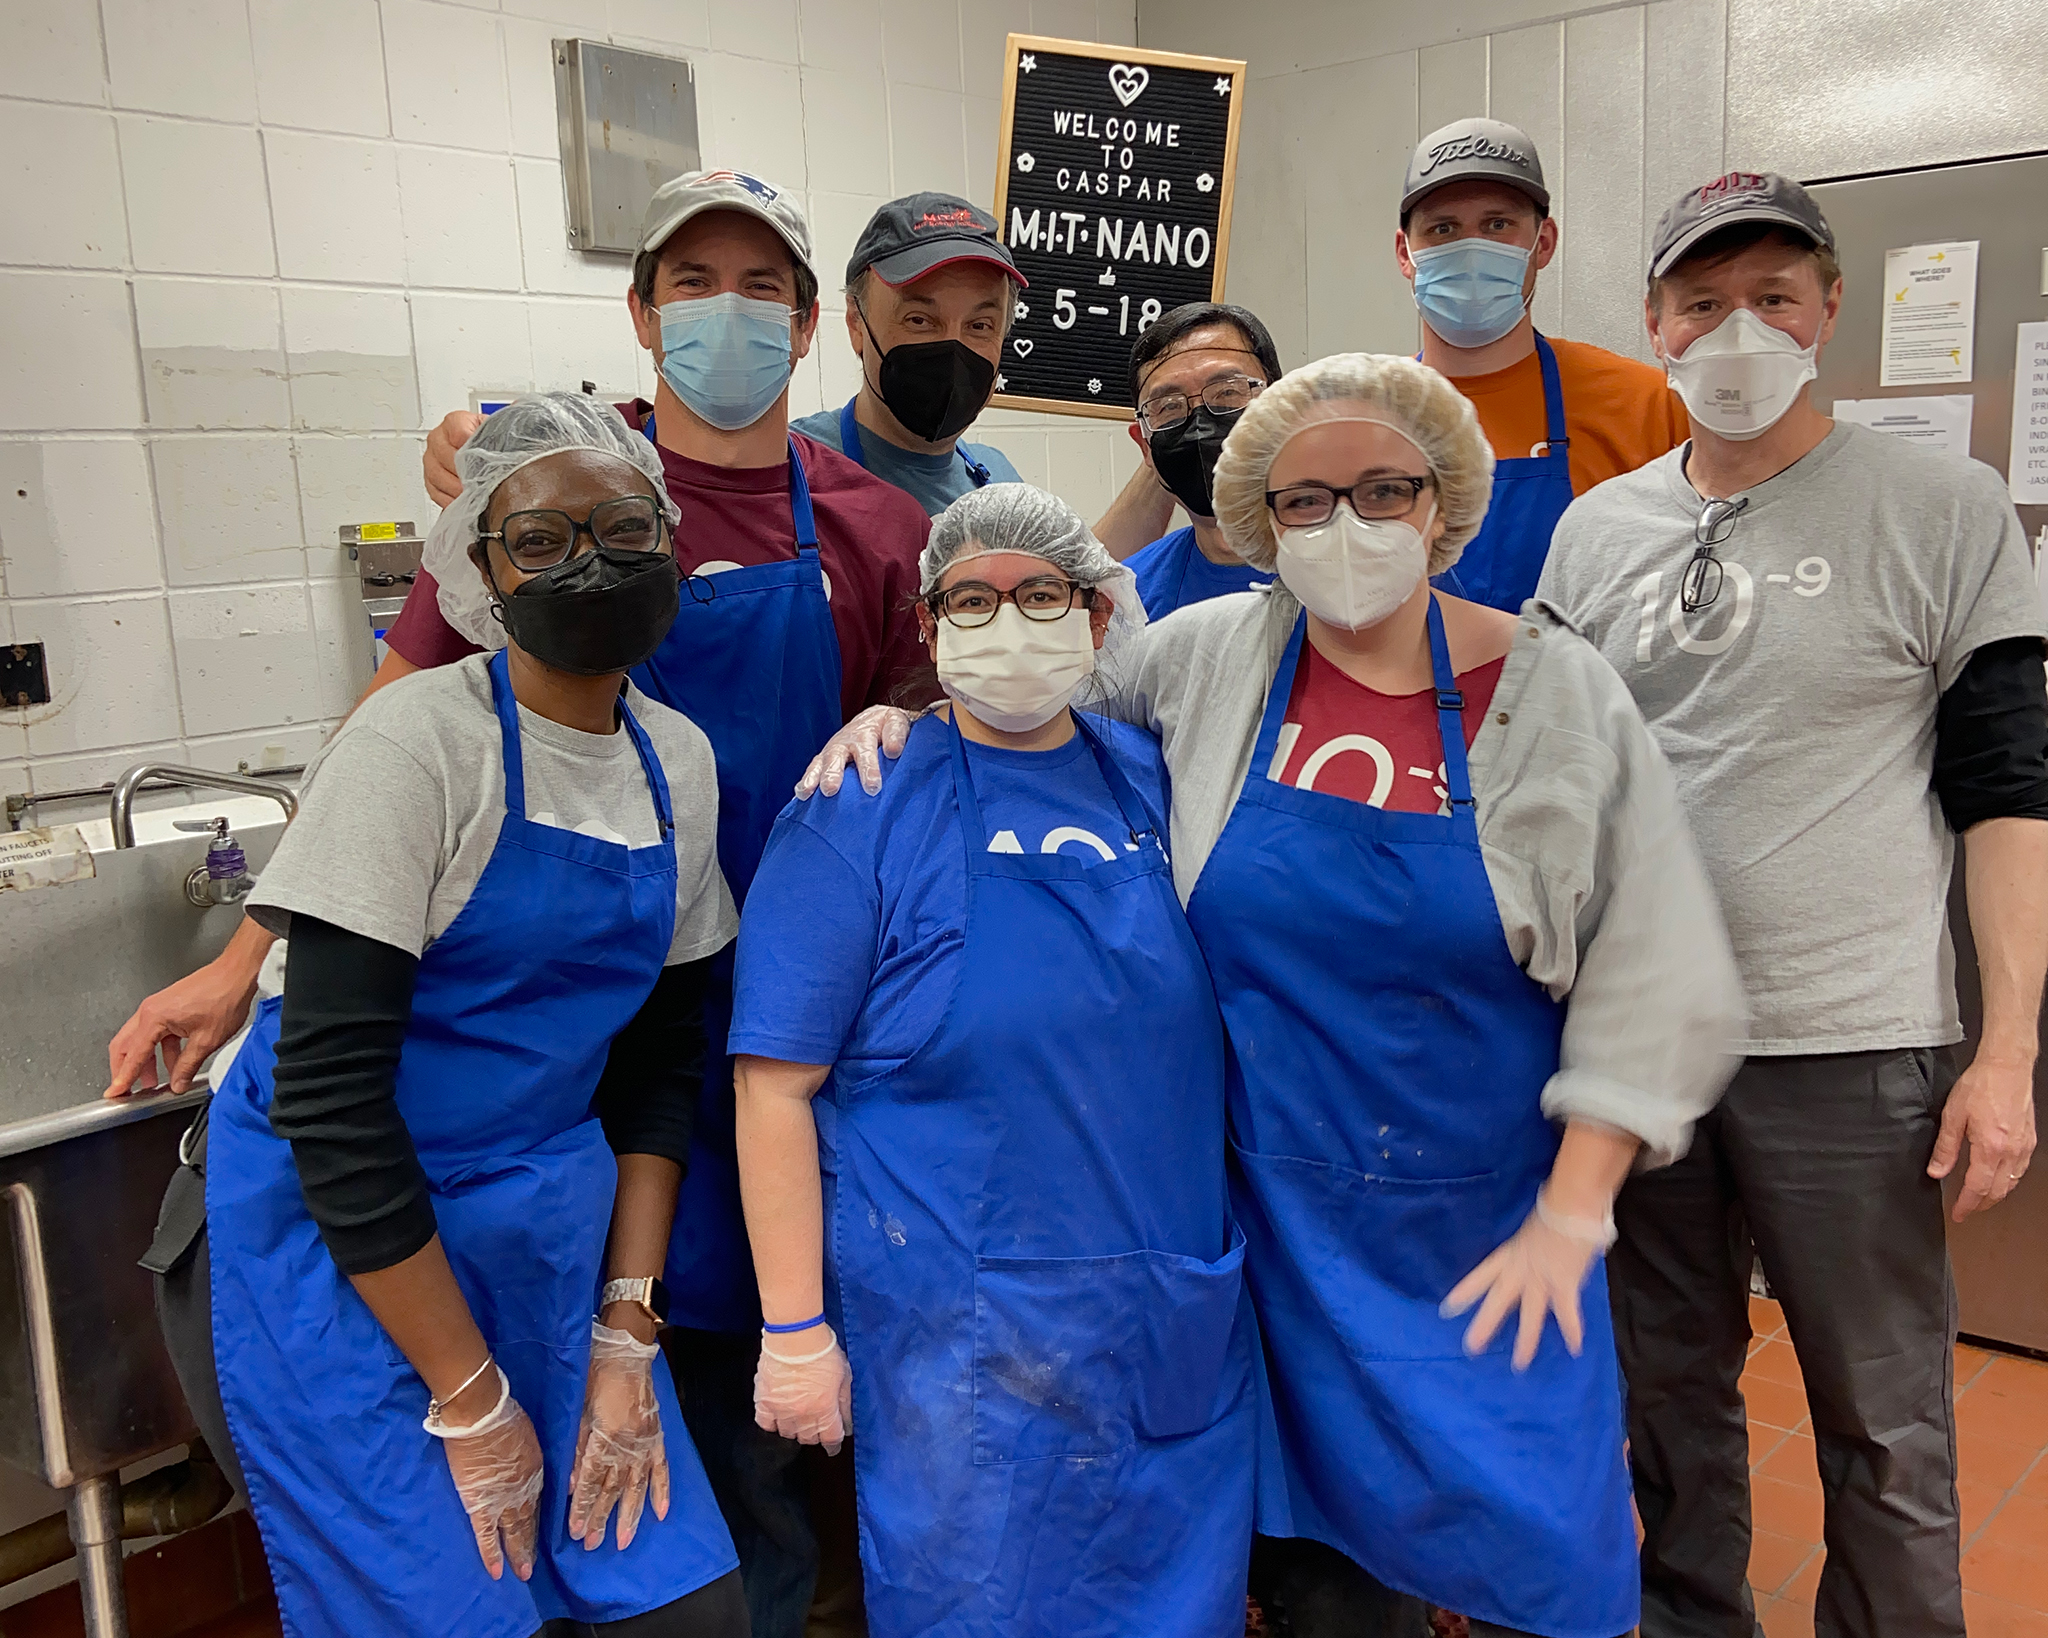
[1648,170,1834,281]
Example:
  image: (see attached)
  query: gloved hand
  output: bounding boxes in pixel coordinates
[434,1368,545,1581]
[567,1321,671,1551]
[754,1325,854,1455]
[795,706,914,798]
[1440,1189,1616,1371]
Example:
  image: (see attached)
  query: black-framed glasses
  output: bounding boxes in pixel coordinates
[1265,475,1434,529]
[477,495,664,573]
[1137,372,1266,434]
[1681,495,1749,613]
[927,576,1094,629]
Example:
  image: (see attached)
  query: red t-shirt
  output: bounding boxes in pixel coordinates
[384,402,934,719]
[1273,642,1507,813]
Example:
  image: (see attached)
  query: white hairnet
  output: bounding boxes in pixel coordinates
[921,482,1146,659]
[1212,353,1494,576]
[424,393,679,649]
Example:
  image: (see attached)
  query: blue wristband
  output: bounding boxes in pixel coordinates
[762,1313,827,1334]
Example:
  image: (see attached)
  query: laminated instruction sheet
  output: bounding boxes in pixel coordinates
[1880,240,1979,387]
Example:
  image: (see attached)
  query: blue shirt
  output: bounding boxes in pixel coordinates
[1125,525,1268,619]
[729,713,1170,1081]
[790,404,1020,518]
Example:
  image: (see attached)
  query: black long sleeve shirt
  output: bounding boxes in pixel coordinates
[267,914,711,1276]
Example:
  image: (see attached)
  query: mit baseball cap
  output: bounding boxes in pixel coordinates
[846,192,1026,289]
[1649,172,1834,281]
[636,168,813,275]
[1401,118,1550,216]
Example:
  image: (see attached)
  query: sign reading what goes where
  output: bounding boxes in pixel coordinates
[992,35,1246,419]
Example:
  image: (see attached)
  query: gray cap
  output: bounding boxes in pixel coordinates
[1648,171,1833,281]
[635,168,813,276]
[1401,118,1549,215]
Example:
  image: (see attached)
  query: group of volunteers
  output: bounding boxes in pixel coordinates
[101,105,2046,1638]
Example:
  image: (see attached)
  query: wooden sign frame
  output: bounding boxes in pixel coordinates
[990,34,1248,421]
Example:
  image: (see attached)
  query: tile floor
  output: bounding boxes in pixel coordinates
[1745,1296,2048,1635]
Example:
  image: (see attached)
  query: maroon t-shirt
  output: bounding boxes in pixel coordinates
[385,401,933,719]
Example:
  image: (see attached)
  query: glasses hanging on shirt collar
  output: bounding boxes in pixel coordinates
[1681,495,1751,613]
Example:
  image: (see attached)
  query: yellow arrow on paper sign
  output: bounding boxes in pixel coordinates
[1895,289,1907,301]
[1929,251,1946,261]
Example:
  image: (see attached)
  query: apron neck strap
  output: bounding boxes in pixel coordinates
[487,648,529,819]
[945,709,1160,856]
[1251,614,1310,776]
[615,688,676,839]
[787,435,819,551]
[489,649,676,839]
[1532,333,1569,455]
[1426,595,1477,813]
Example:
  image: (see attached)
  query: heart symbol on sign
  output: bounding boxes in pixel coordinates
[1012,338,1035,357]
[1107,63,1149,107]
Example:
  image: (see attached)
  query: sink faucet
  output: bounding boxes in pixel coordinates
[109,763,299,850]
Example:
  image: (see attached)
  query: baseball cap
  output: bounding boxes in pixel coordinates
[1401,118,1549,215]
[636,168,813,276]
[1649,172,1834,281]
[846,192,1026,289]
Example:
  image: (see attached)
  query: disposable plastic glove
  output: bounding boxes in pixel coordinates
[795,706,913,798]
[436,1369,545,1581]
[754,1325,854,1455]
[1440,1190,1617,1371]
[567,1321,670,1551]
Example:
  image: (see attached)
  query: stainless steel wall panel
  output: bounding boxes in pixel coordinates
[1488,20,1566,336]
[1562,6,1648,359]
[1300,52,1422,359]
[1419,37,1490,136]
[1726,0,2048,180]
[1643,0,1726,262]
[1223,62,1312,368]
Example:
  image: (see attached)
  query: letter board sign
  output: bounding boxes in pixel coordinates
[991,35,1246,420]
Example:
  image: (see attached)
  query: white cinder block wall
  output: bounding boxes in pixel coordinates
[0,0,1141,799]
[1141,0,2048,375]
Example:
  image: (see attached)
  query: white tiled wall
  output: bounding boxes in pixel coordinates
[0,0,1137,798]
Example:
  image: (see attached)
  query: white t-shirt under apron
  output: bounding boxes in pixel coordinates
[248,655,736,964]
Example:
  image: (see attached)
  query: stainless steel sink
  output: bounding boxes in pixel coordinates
[0,781,294,1632]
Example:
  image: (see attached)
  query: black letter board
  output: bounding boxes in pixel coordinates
[991,36,1246,420]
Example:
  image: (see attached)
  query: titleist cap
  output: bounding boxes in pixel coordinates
[1649,171,1833,281]
[1402,118,1549,215]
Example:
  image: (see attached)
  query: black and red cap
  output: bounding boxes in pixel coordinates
[846,192,1027,290]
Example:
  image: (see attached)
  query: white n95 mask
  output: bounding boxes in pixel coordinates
[1663,306,1817,441]
[936,602,1096,733]
[1275,503,1433,632]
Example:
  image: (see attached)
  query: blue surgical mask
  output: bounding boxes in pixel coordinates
[657,292,795,431]
[1409,238,1534,349]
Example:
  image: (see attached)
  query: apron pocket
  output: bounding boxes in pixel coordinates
[1234,1147,1516,1361]
[972,1230,1247,1465]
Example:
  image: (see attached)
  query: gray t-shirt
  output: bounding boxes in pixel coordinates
[249,655,736,964]
[1538,422,2046,1054]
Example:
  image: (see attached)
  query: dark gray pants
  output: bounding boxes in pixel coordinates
[1610,1048,1963,1638]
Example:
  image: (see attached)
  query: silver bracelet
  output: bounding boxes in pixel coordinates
[425,1353,495,1425]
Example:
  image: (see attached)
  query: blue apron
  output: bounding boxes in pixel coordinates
[207,651,736,1638]
[838,396,992,487]
[1433,332,1574,613]
[630,428,845,1332]
[1184,600,1637,1638]
[827,715,1255,1636]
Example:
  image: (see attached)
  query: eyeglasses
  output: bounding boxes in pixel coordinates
[1681,495,1750,613]
[1136,373,1266,435]
[927,576,1093,628]
[1265,476,1434,529]
[477,496,664,573]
